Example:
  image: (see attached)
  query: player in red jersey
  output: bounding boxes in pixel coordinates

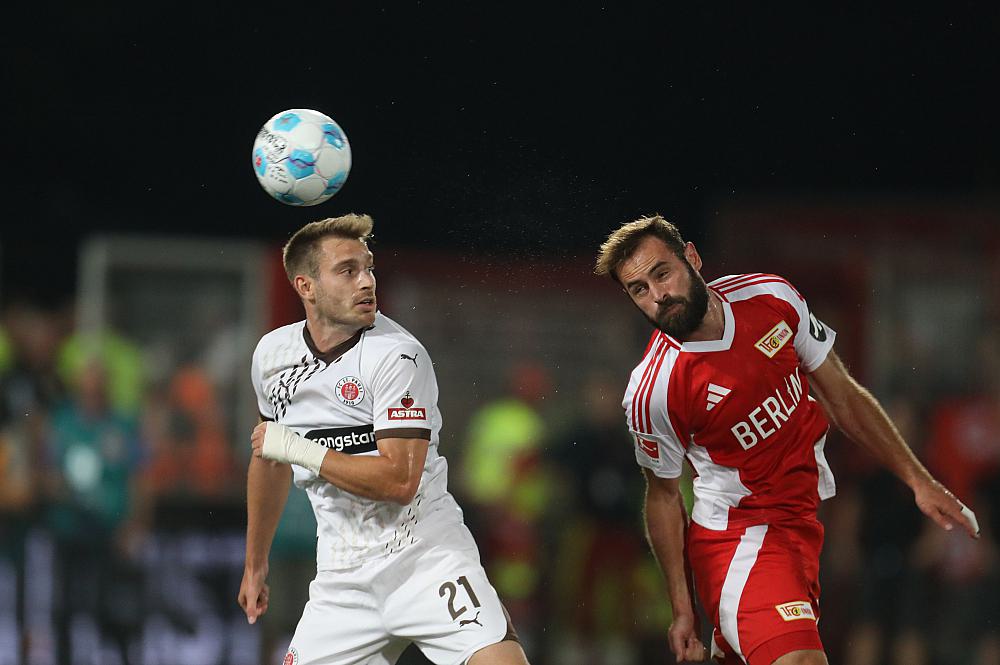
[594,216,980,665]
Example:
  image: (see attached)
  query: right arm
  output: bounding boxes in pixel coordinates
[643,468,705,662]
[238,443,292,624]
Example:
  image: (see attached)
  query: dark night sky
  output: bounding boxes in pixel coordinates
[3,3,999,302]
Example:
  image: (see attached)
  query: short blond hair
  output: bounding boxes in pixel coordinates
[282,214,374,281]
[594,215,687,283]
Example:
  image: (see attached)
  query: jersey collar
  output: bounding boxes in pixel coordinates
[302,323,370,363]
[678,294,734,353]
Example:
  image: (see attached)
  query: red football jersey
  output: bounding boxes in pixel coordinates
[624,273,837,530]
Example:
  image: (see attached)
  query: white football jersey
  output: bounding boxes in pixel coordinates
[251,312,464,570]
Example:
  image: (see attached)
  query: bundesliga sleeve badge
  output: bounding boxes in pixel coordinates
[335,376,366,406]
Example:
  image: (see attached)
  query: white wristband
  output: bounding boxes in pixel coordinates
[959,501,981,536]
[262,422,328,474]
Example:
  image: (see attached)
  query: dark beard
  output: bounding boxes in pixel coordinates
[644,263,710,340]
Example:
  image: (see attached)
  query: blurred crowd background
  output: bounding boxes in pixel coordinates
[1,199,997,665]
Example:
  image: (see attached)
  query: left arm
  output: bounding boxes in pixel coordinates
[250,422,428,505]
[808,350,979,538]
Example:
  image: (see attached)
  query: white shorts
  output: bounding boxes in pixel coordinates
[283,524,513,665]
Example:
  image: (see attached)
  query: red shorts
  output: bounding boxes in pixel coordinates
[688,517,825,665]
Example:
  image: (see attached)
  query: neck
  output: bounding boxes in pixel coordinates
[683,291,725,343]
[305,314,361,354]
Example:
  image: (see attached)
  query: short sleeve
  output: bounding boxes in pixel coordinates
[251,341,275,421]
[791,296,837,372]
[370,342,436,440]
[628,428,686,479]
[622,341,687,479]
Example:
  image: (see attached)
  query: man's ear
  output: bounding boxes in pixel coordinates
[684,242,703,273]
[293,274,314,302]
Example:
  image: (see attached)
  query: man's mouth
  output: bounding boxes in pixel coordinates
[660,301,683,316]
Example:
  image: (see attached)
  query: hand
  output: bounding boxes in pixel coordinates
[238,566,270,624]
[251,422,268,459]
[913,477,980,539]
[668,613,706,662]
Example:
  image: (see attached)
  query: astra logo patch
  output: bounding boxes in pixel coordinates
[306,425,376,454]
[400,391,415,408]
[388,407,427,420]
[755,320,794,358]
[775,601,816,622]
[335,376,366,405]
[636,435,659,459]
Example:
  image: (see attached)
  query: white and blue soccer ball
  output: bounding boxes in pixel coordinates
[252,108,352,206]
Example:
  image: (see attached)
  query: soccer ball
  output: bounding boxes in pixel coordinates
[252,109,352,206]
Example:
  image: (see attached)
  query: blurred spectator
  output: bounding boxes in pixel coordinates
[546,370,670,664]
[925,330,1000,510]
[57,327,145,418]
[840,396,932,665]
[43,356,148,664]
[915,329,1000,665]
[0,301,67,414]
[460,360,554,657]
[0,301,65,661]
[141,364,240,502]
[0,306,49,542]
[0,325,11,371]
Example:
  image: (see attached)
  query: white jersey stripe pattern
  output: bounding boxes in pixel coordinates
[710,272,766,291]
[633,335,663,432]
[640,338,670,433]
[632,334,664,433]
[813,432,836,499]
[719,524,769,660]
[718,277,796,296]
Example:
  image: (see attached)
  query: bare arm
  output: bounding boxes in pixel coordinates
[239,447,293,623]
[316,436,428,504]
[643,468,705,662]
[250,421,429,505]
[809,350,979,538]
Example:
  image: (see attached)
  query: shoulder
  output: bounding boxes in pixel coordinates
[627,332,682,389]
[255,321,305,352]
[709,273,804,305]
[252,321,307,371]
[363,313,430,361]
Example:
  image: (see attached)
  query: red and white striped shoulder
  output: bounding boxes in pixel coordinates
[709,273,803,303]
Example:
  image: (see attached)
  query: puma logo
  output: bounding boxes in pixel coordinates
[399,353,419,367]
[459,611,482,627]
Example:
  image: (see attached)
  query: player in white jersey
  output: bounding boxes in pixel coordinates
[238,214,529,665]
[594,215,980,665]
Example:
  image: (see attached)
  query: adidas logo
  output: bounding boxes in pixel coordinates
[706,383,732,411]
